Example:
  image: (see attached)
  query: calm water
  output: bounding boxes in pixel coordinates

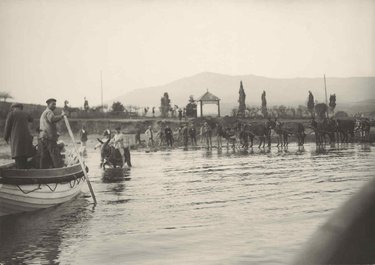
[0,140,374,265]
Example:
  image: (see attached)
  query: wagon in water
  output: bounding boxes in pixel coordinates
[0,163,86,216]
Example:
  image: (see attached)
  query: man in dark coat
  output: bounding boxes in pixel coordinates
[189,124,197,146]
[4,103,35,169]
[39,98,65,168]
[164,125,174,147]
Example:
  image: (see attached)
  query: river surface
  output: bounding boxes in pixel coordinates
[0,140,374,265]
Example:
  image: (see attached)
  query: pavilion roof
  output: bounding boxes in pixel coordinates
[197,91,220,101]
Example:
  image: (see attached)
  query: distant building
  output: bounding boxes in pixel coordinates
[196,90,221,117]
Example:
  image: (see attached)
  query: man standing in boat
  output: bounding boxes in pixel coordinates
[4,103,35,169]
[39,98,65,168]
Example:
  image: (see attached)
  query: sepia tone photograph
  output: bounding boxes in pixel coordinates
[0,0,374,264]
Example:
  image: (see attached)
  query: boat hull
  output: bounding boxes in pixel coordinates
[0,164,85,216]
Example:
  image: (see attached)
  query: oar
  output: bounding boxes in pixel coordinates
[63,116,97,205]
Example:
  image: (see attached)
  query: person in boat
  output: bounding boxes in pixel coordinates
[39,98,66,169]
[145,125,154,148]
[110,127,127,167]
[3,103,35,169]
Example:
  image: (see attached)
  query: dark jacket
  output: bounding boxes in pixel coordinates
[4,109,35,158]
[80,129,88,142]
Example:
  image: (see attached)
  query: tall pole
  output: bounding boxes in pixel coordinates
[324,74,328,106]
[324,74,328,118]
[64,116,97,204]
[100,70,103,112]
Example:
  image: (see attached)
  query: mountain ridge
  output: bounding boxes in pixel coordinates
[110,72,375,115]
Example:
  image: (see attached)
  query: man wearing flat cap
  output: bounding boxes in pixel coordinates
[4,103,35,169]
[39,98,66,168]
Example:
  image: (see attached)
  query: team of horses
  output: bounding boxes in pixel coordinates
[222,117,371,150]
[96,117,371,168]
[310,118,371,146]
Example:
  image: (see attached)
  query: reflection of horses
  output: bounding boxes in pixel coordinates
[102,168,131,183]
[356,118,371,142]
[274,121,305,147]
[97,138,132,169]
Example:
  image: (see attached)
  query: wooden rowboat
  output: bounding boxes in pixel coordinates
[0,163,86,216]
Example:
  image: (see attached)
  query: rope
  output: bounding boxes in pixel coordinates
[45,183,58,192]
[15,175,84,195]
[16,184,42,194]
[69,178,77,188]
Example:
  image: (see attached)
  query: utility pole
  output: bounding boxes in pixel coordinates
[324,74,328,106]
[101,70,103,112]
[324,74,328,118]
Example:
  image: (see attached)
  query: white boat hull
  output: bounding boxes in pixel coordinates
[0,163,86,216]
[0,180,84,216]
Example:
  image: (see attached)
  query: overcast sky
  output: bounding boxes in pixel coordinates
[0,0,374,107]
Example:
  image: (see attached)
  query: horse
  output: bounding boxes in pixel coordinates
[275,121,306,147]
[314,118,338,146]
[238,124,250,149]
[356,118,371,142]
[223,127,237,150]
[337,119,355,143]
[97,138,132,169]
[247,119,276,148]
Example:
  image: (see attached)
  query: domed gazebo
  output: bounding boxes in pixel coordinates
[196,90,221,117]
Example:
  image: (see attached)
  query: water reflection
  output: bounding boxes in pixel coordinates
[0,141,373,265]
[102,168,131,183]
[0,196,92,264]
[359,143,371,152]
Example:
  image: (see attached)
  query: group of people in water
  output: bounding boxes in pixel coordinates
[138,121,217,149]
[137,116,372,151]
[3,98,372,169]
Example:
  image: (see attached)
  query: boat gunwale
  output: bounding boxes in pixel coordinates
[0,163,86,185]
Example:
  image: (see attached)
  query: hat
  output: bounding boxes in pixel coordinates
[46,98,57,104]
[103,129,110,136]
[11,103,23,109]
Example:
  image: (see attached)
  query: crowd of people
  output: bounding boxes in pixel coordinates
[3,98,372,169]
[137,121,241,150]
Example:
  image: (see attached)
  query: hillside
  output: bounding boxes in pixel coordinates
[110,72,375,115]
